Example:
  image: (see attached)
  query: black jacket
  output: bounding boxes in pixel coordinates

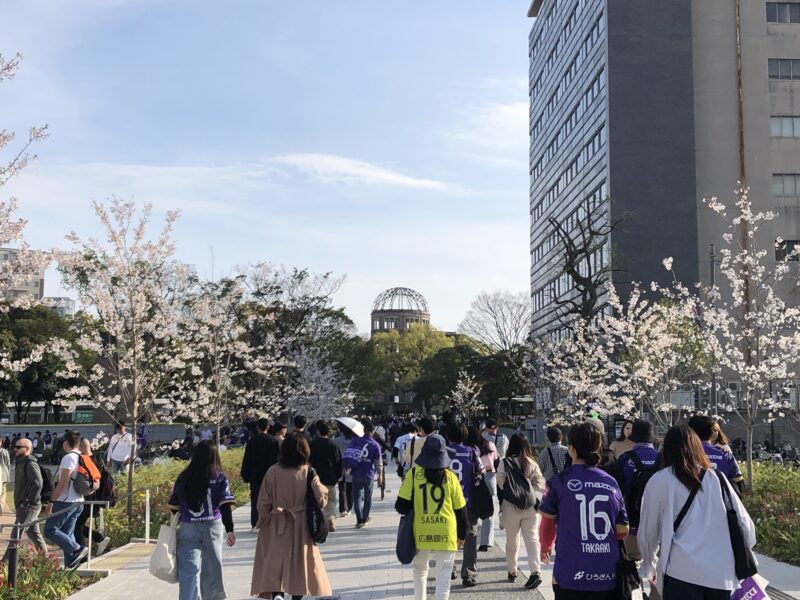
[240,433,281,487]
[309,437,343,486]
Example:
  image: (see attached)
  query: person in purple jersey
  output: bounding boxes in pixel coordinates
[446,422,484,589]
[342,422,382,528]
[167,441,236,600]
[687,415,744,495]
[540,423,629,600]
[619,420,659,496]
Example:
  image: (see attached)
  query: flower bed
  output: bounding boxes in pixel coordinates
[104,447,248,548]
[0,548,99,600]
[744,463,800,566]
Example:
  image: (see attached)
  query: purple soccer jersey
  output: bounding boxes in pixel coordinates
[168,472,235,524]
[620,443,659,495]
[343,436,382,480]
[447,443,478,508]
[702,443,743,481]
[540,465,628,592]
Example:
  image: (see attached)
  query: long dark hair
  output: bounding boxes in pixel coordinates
[506,433,536,477]
[615,419,634,442]
[178,440,222,511]
[466,426,491,456]
[568,423,602,467]
[663,425,711,493]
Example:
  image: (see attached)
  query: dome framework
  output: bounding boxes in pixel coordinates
[370,287,430,337]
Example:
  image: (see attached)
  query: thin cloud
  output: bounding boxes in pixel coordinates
[446,102,529,169]
[269,153,459,191]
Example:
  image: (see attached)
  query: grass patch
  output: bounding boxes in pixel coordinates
[743,463,800,566]
[0,547,99,600]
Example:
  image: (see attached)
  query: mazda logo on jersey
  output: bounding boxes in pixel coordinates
[567,479,583,492]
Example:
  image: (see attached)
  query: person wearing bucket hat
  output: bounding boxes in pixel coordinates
[396,436,468,600]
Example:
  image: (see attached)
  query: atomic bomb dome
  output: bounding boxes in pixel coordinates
[370,287,430,337]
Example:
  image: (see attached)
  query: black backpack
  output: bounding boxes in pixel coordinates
[502,457,536,510]
[622,451,658,529]
[40,464,55,504]
[97,467,118,507]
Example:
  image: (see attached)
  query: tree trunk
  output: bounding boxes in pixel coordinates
[127,403,138,524]
[746,421,754,492]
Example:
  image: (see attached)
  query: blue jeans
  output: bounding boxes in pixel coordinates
[177,520,226,600]
[110,459,127,475]
[352,478,374,524]
[44,501,82,559]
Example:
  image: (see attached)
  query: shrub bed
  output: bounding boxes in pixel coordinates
[0,548,99,600]
[104,447,247,548]
[743,463,800,566]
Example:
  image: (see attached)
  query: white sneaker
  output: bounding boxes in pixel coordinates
[96,536,111,556]
[250,527,259,534]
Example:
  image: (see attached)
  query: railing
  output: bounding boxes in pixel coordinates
[0,487,153,589]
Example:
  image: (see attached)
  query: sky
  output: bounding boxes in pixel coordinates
[1,1,533,333]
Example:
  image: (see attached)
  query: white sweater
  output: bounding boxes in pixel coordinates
[637,467,756,594]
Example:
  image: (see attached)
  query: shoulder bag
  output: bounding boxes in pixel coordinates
[306,466,329,544]
[396,468,416,564]
[616,539,644,600]
[714,470,757,579]
[149,512,179,583]
[471,448,494,520]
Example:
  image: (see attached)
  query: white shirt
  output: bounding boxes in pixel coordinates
[55,451,82,503]
[394,433,414,459]
[484,431,508,459]
[638,467,756,593]
[107,432,133,462]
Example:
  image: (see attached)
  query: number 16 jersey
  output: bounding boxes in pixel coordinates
[398,467,466,552]
[539,464,628,592]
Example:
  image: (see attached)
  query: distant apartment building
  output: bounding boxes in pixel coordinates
[43,296,76,317]
[528,0,800,337]
[0,247,45,302]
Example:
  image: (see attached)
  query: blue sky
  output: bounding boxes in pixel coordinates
[2,1,532,333]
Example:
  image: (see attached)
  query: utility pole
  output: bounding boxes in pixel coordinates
[710,244,718,415]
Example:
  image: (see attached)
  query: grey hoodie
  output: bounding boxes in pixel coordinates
[14,455,43,508]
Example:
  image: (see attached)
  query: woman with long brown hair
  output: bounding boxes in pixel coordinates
[496,433,545,590]
[638,425,756,600]
[251,432,332,600]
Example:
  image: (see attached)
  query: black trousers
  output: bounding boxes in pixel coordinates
[74,504,105,547]
[553,585,616,600]
[663,575,730,600]
[338,480,353,513]
[250,483,260,528]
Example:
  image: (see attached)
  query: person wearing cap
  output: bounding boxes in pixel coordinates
[396,435,469,600]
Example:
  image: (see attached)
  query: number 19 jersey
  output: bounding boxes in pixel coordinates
[539,465,628,592]
[398,468,466,552]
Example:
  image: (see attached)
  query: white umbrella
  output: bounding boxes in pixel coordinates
[335,416,365,438]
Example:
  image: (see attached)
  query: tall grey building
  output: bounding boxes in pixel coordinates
[528,0,800,336]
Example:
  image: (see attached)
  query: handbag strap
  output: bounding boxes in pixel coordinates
[713,468,734,510]
[674,469,706,532]
[546,447,556,472]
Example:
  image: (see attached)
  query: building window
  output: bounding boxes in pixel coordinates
[767,3,800,23]
[771,115,800,137]
[776,239,800,261]
[773,174,800,196]
[768,58,800,80]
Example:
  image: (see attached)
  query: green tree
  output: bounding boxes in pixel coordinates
[371,325,454,403]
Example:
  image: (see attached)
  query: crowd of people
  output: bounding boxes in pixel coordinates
[161,409,756,600]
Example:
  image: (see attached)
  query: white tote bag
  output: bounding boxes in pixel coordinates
[149,513,179,583]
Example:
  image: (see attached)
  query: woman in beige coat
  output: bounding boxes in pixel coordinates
[251,432,332,600]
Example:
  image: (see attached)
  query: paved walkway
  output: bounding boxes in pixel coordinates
[66,470,800,600]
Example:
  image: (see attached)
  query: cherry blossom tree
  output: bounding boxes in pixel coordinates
[171,274,283,439]
[57,198,194,516]
[283,345,354,421]
[663,187,800,488]
[446,369,484,422]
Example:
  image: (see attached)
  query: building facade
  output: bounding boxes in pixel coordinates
[528,0,800,336]
[43,297,76,318]
[0,247,45,302]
